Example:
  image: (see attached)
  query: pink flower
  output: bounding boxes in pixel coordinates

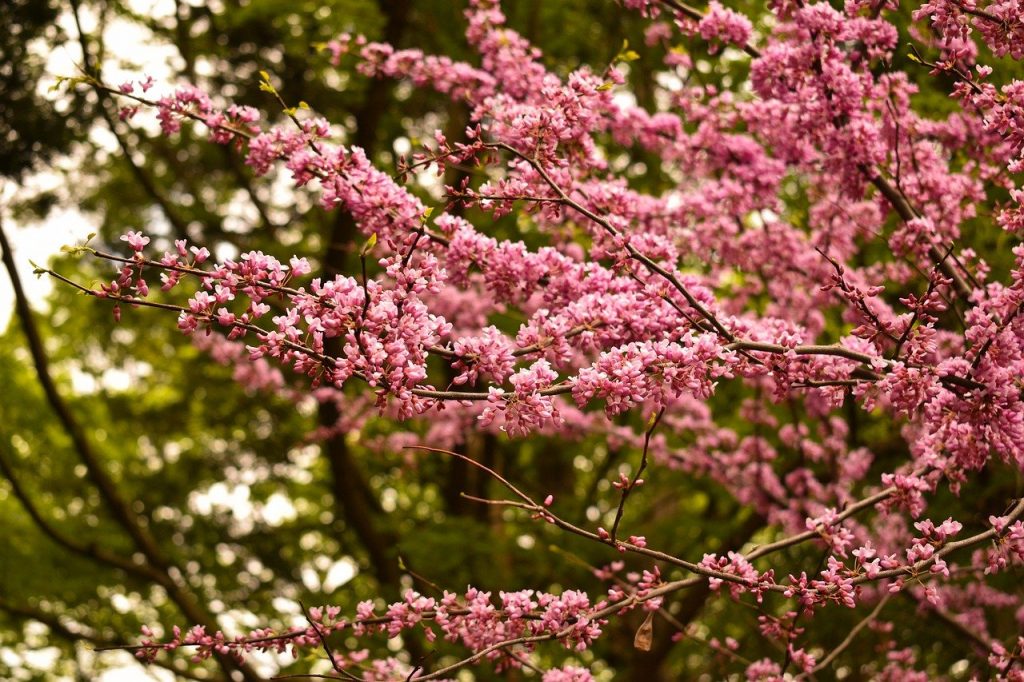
[120,230,150,251]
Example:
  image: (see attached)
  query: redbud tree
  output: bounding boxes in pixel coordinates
[43,0,1024,679]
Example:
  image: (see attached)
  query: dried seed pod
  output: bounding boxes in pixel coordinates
[634,611,655,651]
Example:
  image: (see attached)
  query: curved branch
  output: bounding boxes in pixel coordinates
[802,594,891,677]
[0,218,263,682]
[0,597,223,682]
[0,440,162,582]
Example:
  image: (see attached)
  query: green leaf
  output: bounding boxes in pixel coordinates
[615,39,640,63]
[360,232,378,256]
[48,75,91,93]
[258,70,277,95]
[906,44,925,64]
[58,243,93,257]
[646,411,659,429]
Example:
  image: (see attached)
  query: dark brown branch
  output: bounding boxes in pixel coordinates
[0,221,167,573]
[868,175,972,299]
[312,0,424,622]
[849,497,1024,585]
[745,487,896,561]
[802,594,890,677]
[0,598,222,682]
[0,218,263,682]
[655,0,761,58]
[0,440,162,582]
[483,141,737,343]
[609,408,664,543]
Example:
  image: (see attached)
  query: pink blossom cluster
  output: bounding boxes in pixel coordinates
[700,552,775,602]
[696,2,755,49]
[916,0,1024,59]
[134,606,346,665]
[133,587,606,673]
[55,0,1024,677]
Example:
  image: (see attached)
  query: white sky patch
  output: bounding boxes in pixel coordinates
[191,482,253,517]
[70,359,154,393]
[393,136,412,156]
[2,1,180,330]
[655,71,684,92]
[96,658,176,682]
[612,90,638,110]
[323,557,358,592]
[18,647,60,672]
[0,199,96,329]
[260,492,298,526]
[301,564,321,591]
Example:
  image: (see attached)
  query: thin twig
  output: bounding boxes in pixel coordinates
[802,594,891,676]
[609,408,664,543]
[299,601,356,681]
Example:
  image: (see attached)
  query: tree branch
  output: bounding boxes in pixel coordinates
[0,216,263,682]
